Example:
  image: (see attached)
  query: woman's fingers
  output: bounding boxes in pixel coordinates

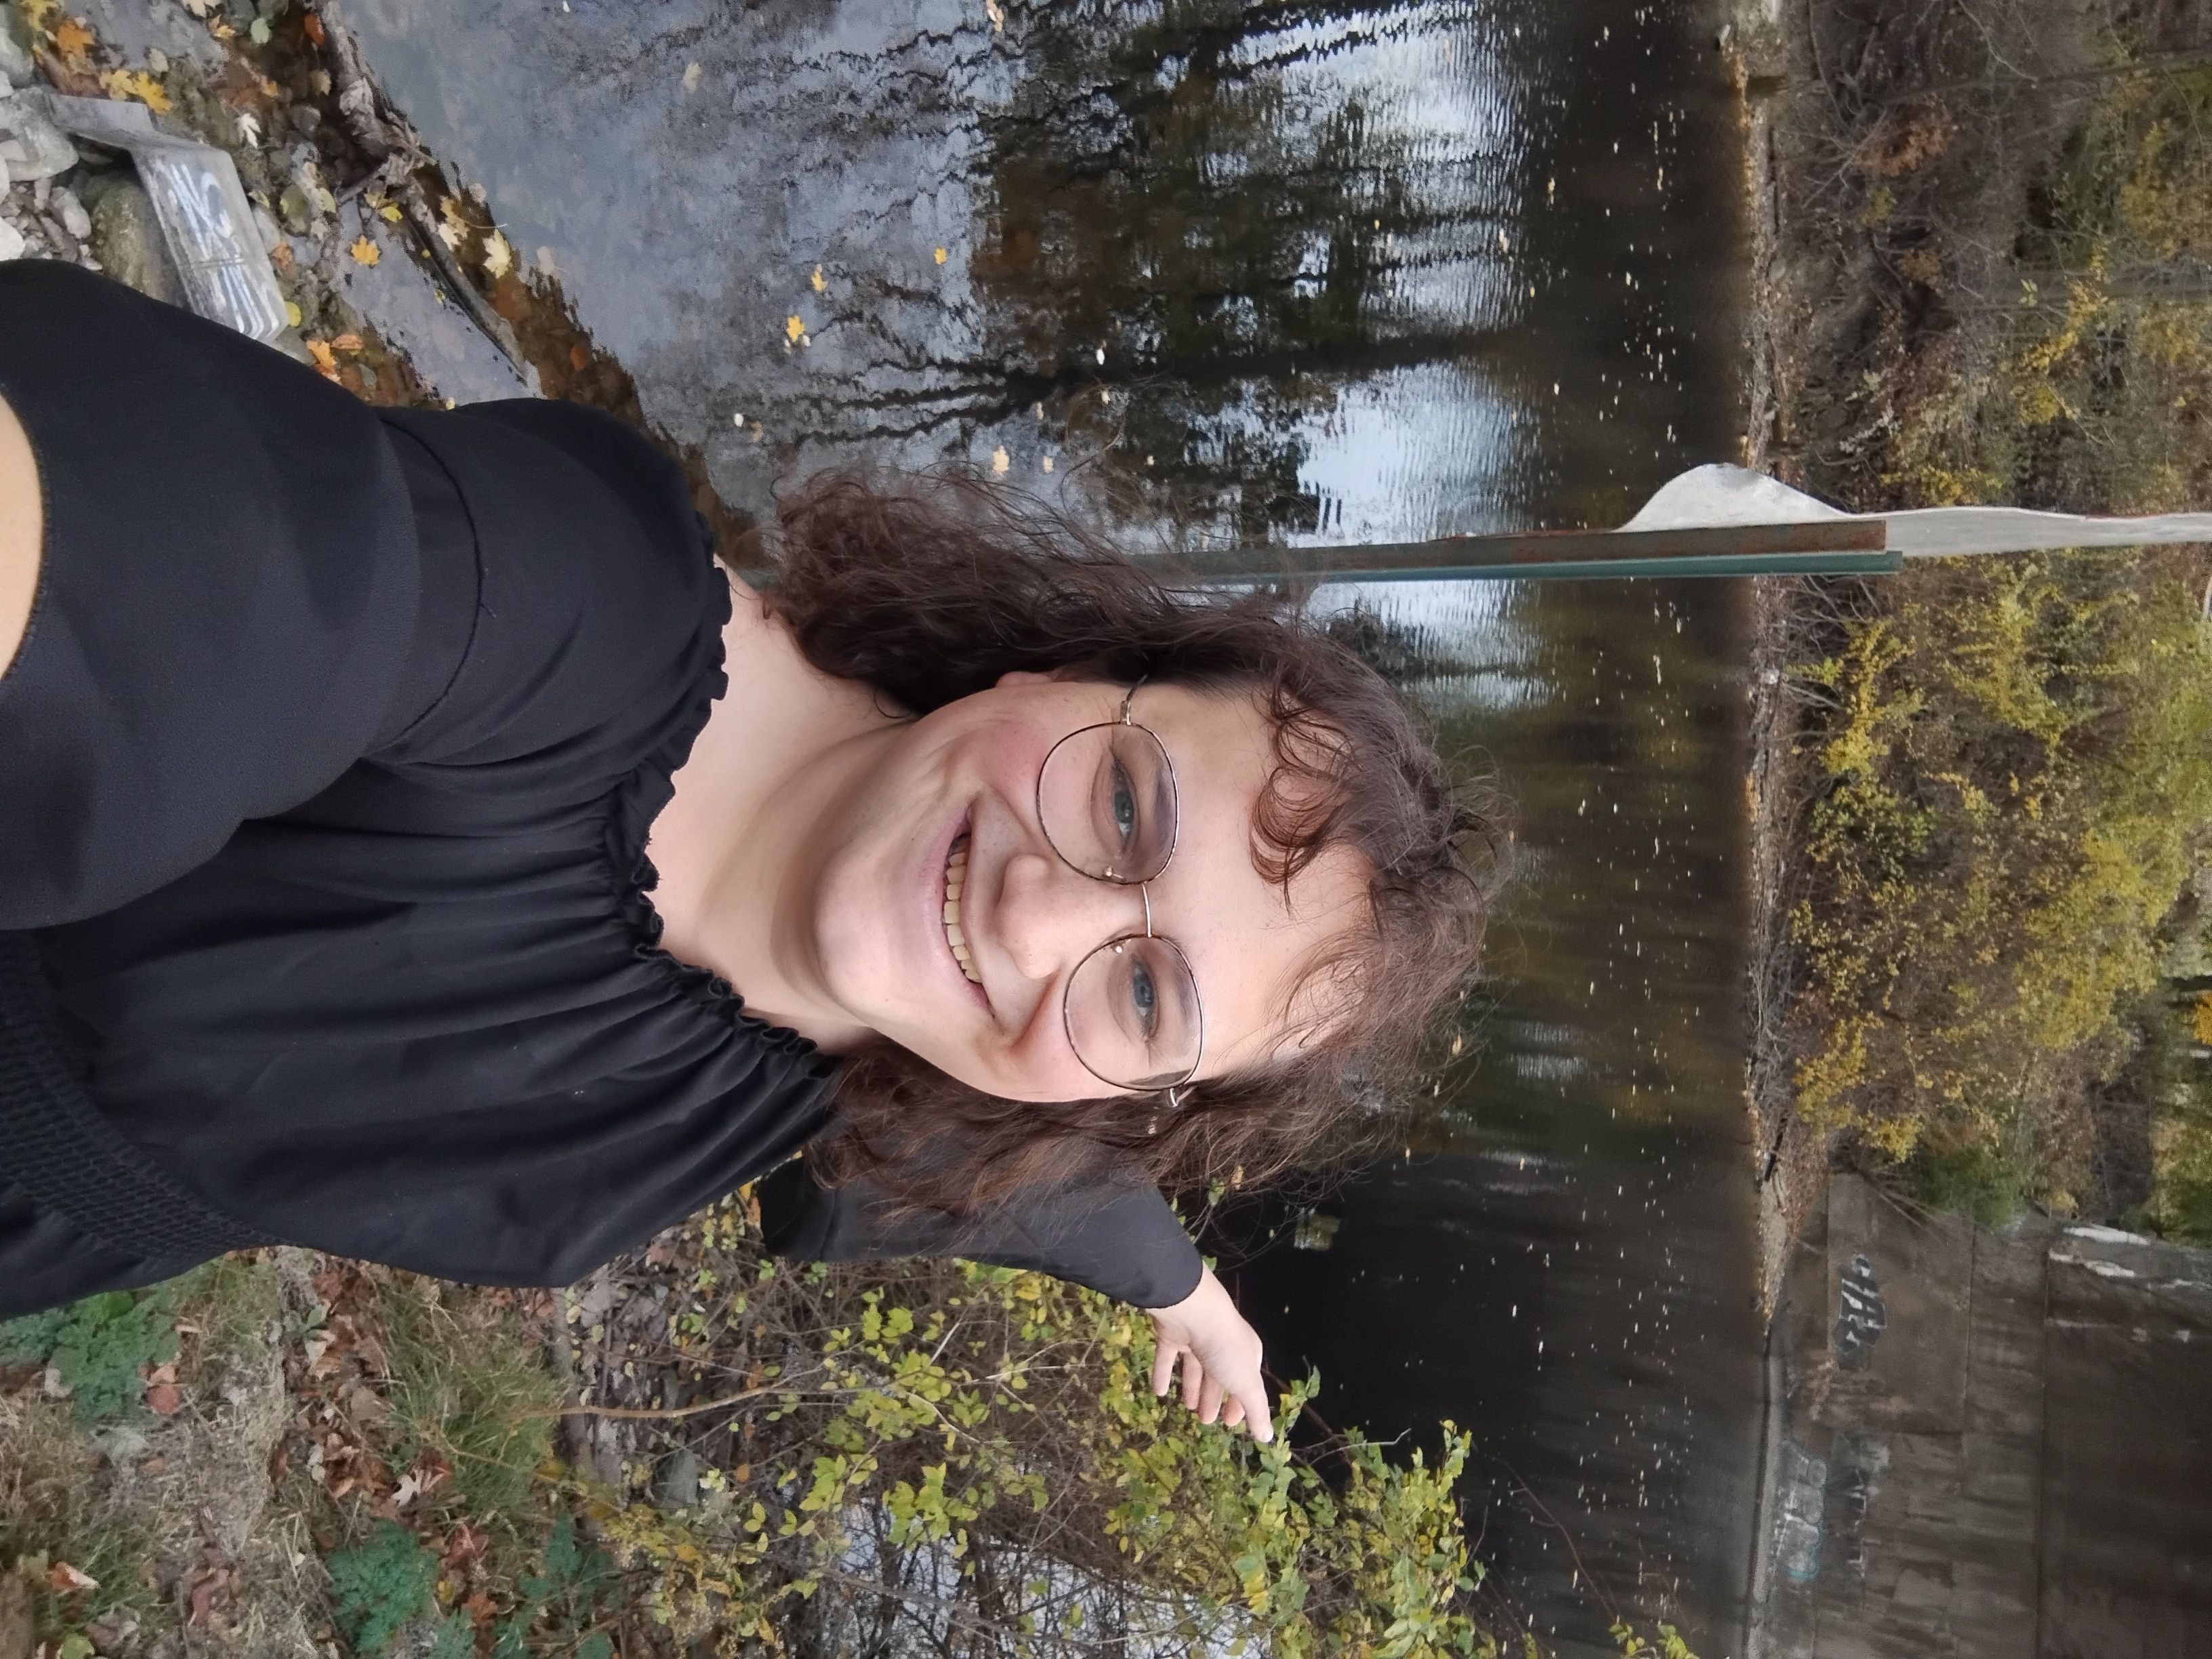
[1150,1336,1181,1399]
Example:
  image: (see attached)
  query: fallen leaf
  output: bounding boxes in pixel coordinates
[934,247,948,264]
[1041,455,1054,473]
[272,243,295,274]
[46,1563,97,1594]
[302,9,325,43]
[144,1380,182,1416]
[50,17,93,63]
[377,202,403,224]
[461,1592,497,1626]
[810,264,826,293]
[100,69,171,113]
[348,236,380,267]
[481,230,512,281]
[785,314,804,343]
[681,60,702,91]
[304,339,337,378]
[568,342,590,371]
[990,445,1010,476]
[330,332,363,352]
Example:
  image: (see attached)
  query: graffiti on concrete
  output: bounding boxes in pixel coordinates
[1833,1252,1886,1370]
[1773,1439,1830,1583]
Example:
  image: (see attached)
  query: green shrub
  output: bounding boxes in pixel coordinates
[1790,547,2212,1190]
[325,1521,438,1657]
[0,1285,185,1425]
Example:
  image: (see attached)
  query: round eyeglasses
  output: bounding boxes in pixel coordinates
[1036,686,1205,1093]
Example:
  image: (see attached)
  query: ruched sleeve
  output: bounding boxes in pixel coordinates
[756,1152,1205,1309]
[0,262,421,929]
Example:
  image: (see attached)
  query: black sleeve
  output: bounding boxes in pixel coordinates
[0,263,420,929]
[756,1155,1206,1309]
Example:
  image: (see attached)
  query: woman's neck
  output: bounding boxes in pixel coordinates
[644,581,901,1050]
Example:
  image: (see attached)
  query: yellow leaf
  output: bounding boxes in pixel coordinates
[283,300,302,327]
[377,203,403,224]
[811,264,826,293]
[990,445,1009,476]
[785,314,805,343]
[52,16,94,62]
[304,339,337,378]
[21,0,61,35]
[100,69,172,114]
[349,236,381,267]
[481,230,513,280]
[933,247,948,265]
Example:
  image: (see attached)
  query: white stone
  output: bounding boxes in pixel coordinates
[0,216,24,262]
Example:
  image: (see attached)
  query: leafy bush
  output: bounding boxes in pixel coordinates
[489,1515,621,1659]
[0,1285,184,1425]
[570,1195,1492,1657]
[325,1521,438,1656]
[1789,547,2212,1188]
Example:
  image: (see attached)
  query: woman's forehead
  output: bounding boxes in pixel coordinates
[1141,685,1367,1069]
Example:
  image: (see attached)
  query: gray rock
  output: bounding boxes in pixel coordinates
[0,216,24,262]
[49,183,87,241]
[86,178,180,303]
[655,1447,703,1509]
[0,102,75,184]
[0,24,32,89]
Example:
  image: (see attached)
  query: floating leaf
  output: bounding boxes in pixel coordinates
[305,339,338,378]
[933,247,947,265]
[349,236,381,267]
[283,299,302,327]
[481,230,513,280]
[810,264,826,293]
[785,314,804,343]
[378,202,403,224]
[990,445,1009,476]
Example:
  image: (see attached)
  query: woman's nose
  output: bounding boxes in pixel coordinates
[996,849,1145,982]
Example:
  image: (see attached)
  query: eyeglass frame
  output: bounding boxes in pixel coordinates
[1035,682,1205,1099]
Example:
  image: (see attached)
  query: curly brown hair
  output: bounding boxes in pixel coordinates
[760,472,1506,1220]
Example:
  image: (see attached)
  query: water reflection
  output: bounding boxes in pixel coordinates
[1226,577,1761,1656]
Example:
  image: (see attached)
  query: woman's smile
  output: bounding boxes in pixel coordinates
[941,834,983,988]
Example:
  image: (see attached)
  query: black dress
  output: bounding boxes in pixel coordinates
[0,263,1202,1320]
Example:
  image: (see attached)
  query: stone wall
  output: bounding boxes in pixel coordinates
[1746,1178,2212,1658]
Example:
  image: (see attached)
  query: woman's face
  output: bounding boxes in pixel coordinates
[806,674,1369,1102]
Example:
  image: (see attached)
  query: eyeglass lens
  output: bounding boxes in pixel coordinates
[1036,716,1203,1090]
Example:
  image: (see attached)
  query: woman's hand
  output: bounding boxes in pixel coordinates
[1145,1266,1273,1443]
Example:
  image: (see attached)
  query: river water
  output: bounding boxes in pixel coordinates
[337,1,1762,1651]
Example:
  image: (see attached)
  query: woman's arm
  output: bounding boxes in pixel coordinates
[0,394,39,682]
[757,1155,1273,1440]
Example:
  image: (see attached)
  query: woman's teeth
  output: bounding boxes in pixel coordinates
[944,836,981,985]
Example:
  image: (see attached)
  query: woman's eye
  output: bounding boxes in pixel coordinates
[1109,761,1139,844]
[1128,960,1158,1036]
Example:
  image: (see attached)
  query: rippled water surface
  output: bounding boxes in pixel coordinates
[344,1,1760,1650]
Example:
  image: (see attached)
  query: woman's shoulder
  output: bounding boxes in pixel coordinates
[371,401,732,782]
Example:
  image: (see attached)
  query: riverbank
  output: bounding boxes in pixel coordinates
[1732,0,2212,1300]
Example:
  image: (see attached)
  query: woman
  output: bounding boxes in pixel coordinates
[0,262,1494,1443]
